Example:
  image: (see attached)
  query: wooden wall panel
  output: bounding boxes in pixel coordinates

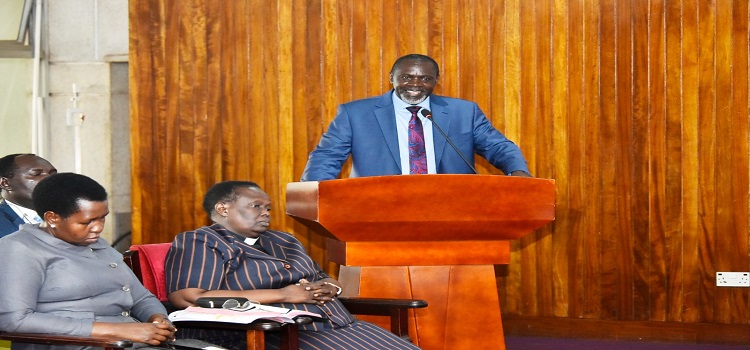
[130,0,750,334]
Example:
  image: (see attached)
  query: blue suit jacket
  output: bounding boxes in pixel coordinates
[0,200,25,238]
[301,91,530,181]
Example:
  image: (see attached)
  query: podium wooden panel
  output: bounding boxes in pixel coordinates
[286,175,555,350]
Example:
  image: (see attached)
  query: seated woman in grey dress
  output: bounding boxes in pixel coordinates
[0,173,177,350]
[165,181,420,350]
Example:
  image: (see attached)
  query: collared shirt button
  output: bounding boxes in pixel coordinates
[121,311,130,317]
[283,264,292,269]
[110,263,118,268]
[325,311,333,316]
[122,286,130,292]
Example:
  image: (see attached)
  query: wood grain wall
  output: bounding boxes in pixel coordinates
[129,0,750,331]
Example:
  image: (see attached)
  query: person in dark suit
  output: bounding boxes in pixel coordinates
[0,154,57,238]
[165,181,419,350]
[301,53,531,181]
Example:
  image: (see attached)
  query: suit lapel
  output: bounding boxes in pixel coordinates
[242,232,293,262]
[256,234,289,261]
[429,96,451,172]
[0,200,25,226]
[373,92,402,171]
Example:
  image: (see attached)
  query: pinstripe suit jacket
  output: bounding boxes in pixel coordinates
[165,224,355,331]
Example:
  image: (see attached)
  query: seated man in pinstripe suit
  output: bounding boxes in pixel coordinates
[164,181,420,350]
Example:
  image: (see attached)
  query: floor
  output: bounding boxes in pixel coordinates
[504,336,750,350]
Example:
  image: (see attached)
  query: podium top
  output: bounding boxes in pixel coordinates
[285,174,555,242]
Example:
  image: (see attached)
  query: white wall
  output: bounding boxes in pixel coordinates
[0,0,33,154]
[0,0,131,245]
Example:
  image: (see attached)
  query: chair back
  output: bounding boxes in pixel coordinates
[123,243,172,302]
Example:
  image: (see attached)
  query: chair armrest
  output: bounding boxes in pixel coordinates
[174,316,312,332]
[338,297,427,316]
[338,297,427,343]
[0,332,132,350]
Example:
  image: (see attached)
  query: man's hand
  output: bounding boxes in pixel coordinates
[510,170,532,177]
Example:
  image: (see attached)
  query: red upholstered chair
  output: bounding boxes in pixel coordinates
[123,243,173,307]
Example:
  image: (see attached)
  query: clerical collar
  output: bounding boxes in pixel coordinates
[228,231,259,245]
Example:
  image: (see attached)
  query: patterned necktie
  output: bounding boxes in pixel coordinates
[406,106,427,174]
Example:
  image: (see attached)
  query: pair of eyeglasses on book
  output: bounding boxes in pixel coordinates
[195,297,257,310]
[195,296,295,314]
[221,298,259,310]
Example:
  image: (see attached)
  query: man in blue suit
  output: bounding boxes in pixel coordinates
[301,54,531,181]
[0,154,57,237]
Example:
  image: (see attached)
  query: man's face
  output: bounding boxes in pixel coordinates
[219,187,272,238]
[390,59,439,105]
[0,155,57,208]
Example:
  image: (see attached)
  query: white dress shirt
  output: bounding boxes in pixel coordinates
[5,200,42,224]
[392,93,436,174]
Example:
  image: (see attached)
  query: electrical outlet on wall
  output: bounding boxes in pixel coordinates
[716,272,750,287]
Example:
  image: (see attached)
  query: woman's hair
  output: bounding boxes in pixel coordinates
[33,173,108,218]
[202,181,261,216]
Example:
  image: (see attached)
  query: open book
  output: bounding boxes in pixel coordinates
[168,305,321,324]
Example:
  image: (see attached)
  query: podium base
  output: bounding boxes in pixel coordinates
[339,265,506,350]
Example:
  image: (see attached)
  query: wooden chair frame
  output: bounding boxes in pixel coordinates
[0,333,132,350]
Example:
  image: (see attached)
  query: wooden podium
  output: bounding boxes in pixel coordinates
[286,175,555,349]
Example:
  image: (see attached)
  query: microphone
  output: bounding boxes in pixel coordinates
[420,109,478,174]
